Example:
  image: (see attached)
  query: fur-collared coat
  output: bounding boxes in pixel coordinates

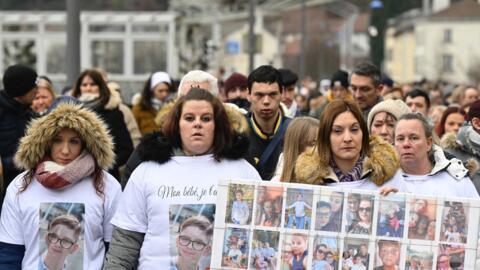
[294,135,400,186]
[15,103,115,171]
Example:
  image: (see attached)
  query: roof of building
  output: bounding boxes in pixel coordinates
[430,0,480,20]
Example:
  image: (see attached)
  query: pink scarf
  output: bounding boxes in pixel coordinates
[35,151,95,190]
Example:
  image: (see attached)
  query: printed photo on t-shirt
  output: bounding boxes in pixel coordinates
[39,202,85,270]
[168,204,215,270]
[226,184,254,225]
[254,185,284,227]
[440,201,468,244]
[285,188,313,230]
[222,227,250,269]
[250,230,279,270]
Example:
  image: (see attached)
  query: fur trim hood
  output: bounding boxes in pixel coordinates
[15,103,115,170]
[295,136,399,186]
[104,86,122,110]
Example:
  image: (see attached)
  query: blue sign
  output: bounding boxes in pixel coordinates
[225,41,240,55]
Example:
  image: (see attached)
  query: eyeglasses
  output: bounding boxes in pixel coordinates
[358,207,372,213]
[178,235,208,251]
[47,232,75,249]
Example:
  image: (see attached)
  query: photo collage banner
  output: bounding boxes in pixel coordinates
[210,179,480,270]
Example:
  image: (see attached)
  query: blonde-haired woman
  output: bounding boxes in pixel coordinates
[271,117,319,182]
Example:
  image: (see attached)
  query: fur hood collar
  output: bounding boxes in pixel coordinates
[295,136,399,186]
[104,86,122,110]
[136,131,250,164]
[15,103,115,170]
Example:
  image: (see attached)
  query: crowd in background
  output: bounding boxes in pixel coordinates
[0,60,479,269]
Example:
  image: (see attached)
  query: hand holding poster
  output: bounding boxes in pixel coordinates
[211,179,480,270]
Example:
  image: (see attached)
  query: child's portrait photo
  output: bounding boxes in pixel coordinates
[222,228,250,269]
[226,184,254,225]
[408,197,437,240]
[280,233,309,270]
[377,194,405,238]
[254,185,284,228]
[169,204,215,270]
[250,230,280,270]
[39,202,85,270]
[440,201,468,244]
[315,191,344,232]
[285,188,313,230]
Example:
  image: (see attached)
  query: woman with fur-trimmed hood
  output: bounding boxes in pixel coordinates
[294,99,406,191]
[104,88,260,269]
[0,103,121,269]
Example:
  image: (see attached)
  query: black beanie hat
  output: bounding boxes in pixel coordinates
[3,64,38,97]
[330,69,349,89]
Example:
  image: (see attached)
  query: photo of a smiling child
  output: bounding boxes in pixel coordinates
[226,184,254,225]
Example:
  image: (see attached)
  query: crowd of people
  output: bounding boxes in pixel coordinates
[0,59,479,269]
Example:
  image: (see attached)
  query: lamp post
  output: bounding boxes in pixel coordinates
[369,0,384,68]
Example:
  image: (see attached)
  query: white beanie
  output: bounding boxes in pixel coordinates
[150,71,171,90]
[367,99,412,131]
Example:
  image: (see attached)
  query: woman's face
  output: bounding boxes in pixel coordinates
[414,199,427,213]
[330,111,363,164]
[177,225,209,262]
[329,192,343,213]
[51,129,83,165]
[32,88,54,113]
[444,112,464,135]
[370,112,396,144]
[358,200,372,223]
[153,82,170,101]
[179,100,215,156]
[80,75,100,95]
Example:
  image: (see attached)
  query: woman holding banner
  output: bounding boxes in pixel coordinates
[294,99,406,192]
[104,88,261,269]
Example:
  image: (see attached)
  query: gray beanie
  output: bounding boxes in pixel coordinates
[367,99,411,131]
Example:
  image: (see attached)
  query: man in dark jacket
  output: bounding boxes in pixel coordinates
[0,64,38,204]
[245,65,291,180]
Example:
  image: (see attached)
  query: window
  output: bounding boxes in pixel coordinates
[133,41,167,74]
[2,40,37,68]
[46,40,66,74]
[443,29,452,43]
[91,40,124,74]
[442,54,453,73]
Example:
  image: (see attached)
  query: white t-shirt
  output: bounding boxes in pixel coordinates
[324,170,407,192]
[111,155,261,270]
[0,171,121,270]
[402,171,480,199]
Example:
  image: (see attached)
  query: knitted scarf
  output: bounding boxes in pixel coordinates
[35,151,95,190]
[330,153,365,182]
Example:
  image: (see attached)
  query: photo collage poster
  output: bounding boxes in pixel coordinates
[211,179,480,270]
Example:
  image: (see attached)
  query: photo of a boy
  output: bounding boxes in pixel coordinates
[226,184,254,225]
[281,233,308,270]
[285,189,313,230]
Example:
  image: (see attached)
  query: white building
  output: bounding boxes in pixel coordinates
[0,11,177,101]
